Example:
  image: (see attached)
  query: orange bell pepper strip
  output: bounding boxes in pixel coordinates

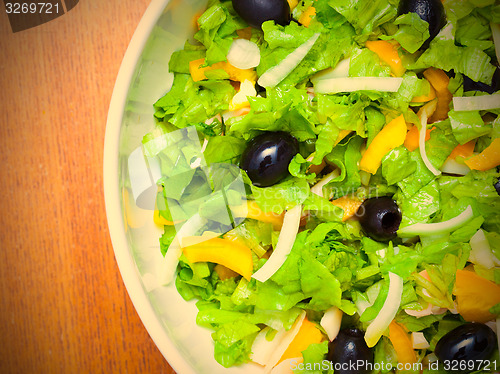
[278,317,324,364]
[388,321,417,364]
[189,58,257,82]
[299,6,316,27]
[365,40,406,77]
[359,114,408,174]
[331,195,362,221]
[404,125,435,152]
[182,237,253,281]
[448,140,475,160]
[423,68,452,122]
[453,269,500,323]
[464,138,500,171]
[411,82,436,103]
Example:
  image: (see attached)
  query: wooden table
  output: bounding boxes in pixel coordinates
[0,2,176,373]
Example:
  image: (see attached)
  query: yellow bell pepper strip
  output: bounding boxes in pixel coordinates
[214,264,239,280]
[335,129,352,146]
[404,125,435,152]
[287,0,299,10]
[411,81,436,103]
[448,140,475,160]
[189,58,257,82]
[182,237,253,281]
[331,195,362,221]
[278,317,324,364]
[299,6,316,27]
[123,188,149,229]
[388,321,417,365]
[359,114,408,174]
[423,67,452,122]
[464,138,500,171]
[154,209,175,226]
[365,40,406,77]
[232,200,284,230]
[453,269,500,323]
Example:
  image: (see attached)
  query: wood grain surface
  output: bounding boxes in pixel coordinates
[0,1,176,373]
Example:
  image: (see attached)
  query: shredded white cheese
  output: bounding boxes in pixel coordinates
[258,33,320,88]
[252,205,302,283]
[453,94,500,111]
[314,77,403,94]
[364,272,404,348]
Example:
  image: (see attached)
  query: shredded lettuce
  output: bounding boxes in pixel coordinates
[147,0,500,369]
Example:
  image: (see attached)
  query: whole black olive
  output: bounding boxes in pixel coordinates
[240,131,298,187]
[327,328,373,374]
[357,197,402,242]
[397,0,446,48]
[232,0,291,29]
[464,67,500,94]
[435,322,497,374]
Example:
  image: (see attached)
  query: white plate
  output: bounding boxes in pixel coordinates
[103,1,265,373]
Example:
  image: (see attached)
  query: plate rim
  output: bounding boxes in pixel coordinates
[103,1,197,373]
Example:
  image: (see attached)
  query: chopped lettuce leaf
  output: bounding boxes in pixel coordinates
[390,13,430,53]
[448,109,492,145]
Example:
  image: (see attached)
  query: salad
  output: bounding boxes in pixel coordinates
[141,0,500,372]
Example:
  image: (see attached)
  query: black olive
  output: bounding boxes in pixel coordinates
[435,323,497,373]
[240,131,298,187]
[231,0,291,29]
[327,328,373,374]
[495,178,500,196]
[464,67,500,94]
[357,197,402,242]
[397,0,446,49]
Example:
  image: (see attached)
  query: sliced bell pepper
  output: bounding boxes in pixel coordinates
[189,58,257,82]
[287,0,299,10]
[411,81,436,103]
[404,125,435,152]
[388,321,417,364]
[278,317,324,364]
[453,268,500,323]
[331,195,362,222]
[154,209,175,226]
[359,114,408,174]
[214,264,239,280]
[448,140,475,160]
[299,6,316,27]
[183,237,253,281]
[423,67,452,122]
[365,40,406,77]
[123,188,148,229]
[464,138,500,171]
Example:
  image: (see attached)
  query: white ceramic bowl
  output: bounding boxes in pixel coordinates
[103,1,265,373]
